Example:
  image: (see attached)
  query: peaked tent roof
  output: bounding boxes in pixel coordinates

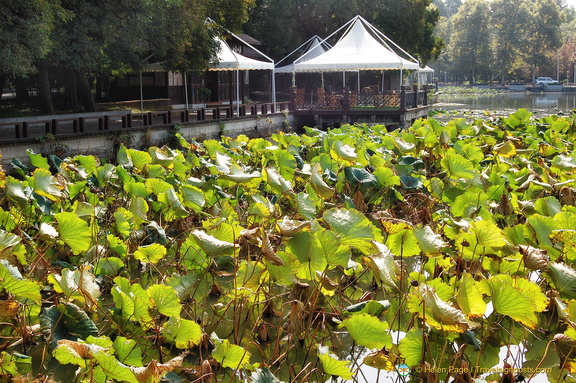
[275,36,329,73]
[208,37,274,71]
[292,16,420,72]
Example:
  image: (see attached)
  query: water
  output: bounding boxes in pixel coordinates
[431,92,576,114]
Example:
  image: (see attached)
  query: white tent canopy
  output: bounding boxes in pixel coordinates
[275,36,330,73]
[204,26,276,112]
[208,37,274,71]
[292,15,420,72]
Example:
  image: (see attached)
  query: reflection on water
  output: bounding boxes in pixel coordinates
[432,92,576,113]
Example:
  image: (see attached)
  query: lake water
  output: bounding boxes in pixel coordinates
[431,92,576,114]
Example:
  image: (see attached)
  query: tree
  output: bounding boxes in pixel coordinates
[374,0,444,64]
[0,0,64,109]
[524,0,564,81]
[490,0,531,83]
[448,0,492,83]
[244,0,443,66]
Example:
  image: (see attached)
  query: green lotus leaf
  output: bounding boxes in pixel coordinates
[48,266,100,307]
[483,274,547,329]
[314,228,351,268]
[400,175,424,189]
[181,185,205,212]
[340,312,392,349]
[162,316,203,349]
[333,140,358,161]
[55,212,91,254]
[456,273,486,318]
[311,163,334,199]
[399,329,423,366]
[365,241,399,291]
[158,188,189,221]
[127,149,152,171]
[546,262,576,299]
[343,300,390,317]
[212,338,251,369]
[527,214,559,250]
[275,149,297,179]
[534,196,562,217]
[323,208,382,254]
[113,337,143,367]
[27,149,50,170]
[191,230,237,257]
[5,178,31,206]
[33,168,66,201]
[93,352,139,383]
[134,243,166,264]
[145,178,173,195]
[264,167,293,194]
[147,284,181,317]
[54,339,102,368]
[0,261,41,303]
[95,257,125,276]
[344,167,377,188]
[386,228,420,257]
[41,303,98,350]
[374,167,401,188]
[74,155,99,174]
[317,345,353,380]
[441,153,475,180]
[451,189,488,218]
[470,219,506,249]
[296,192,317,220]
[286,231,327,280]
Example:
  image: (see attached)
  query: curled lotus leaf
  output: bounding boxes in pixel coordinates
[519,245,548,271]
[419,284,471,332]
[278,217,310,237]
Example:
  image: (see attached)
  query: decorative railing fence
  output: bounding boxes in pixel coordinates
[290,86,428,111]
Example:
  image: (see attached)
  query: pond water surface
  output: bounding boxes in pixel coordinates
[431,92,576,114]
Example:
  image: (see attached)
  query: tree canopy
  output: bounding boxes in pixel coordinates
[432,0,571,84]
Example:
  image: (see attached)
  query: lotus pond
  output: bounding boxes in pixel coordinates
[3,109,576,382]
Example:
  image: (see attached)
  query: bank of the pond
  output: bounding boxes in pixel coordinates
[431,92,576,116]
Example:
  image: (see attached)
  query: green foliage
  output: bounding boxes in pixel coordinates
[5,112,576,381]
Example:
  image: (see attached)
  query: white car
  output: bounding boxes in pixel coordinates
[535,77,559,85]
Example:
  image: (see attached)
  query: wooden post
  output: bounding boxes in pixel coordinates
[400,86,407,111]
[104,115,110,130]
[51,119,58,135]
[78,117,85,132]
[22,122,29,138]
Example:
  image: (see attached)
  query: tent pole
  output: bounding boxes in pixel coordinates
[272,69,276,106]
[357,70,360,92]
[139,71,144,112]
[236,69,240,116]
[184,72,189,109]
[400,69,403,89]
[343,71,346,89]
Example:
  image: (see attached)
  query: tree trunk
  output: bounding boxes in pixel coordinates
[14,77,30,107]
[37,60,55,115]
[0,75,6,102]
[66,73,78,109]
[77,71,96,112]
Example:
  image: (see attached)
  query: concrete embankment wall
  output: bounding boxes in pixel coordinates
[0,113,293,167]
